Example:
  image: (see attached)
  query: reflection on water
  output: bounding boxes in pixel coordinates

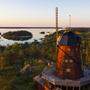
[0,29,57,46]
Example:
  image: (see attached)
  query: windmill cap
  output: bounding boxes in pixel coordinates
[59,31,81,46]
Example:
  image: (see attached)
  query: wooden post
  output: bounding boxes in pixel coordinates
[66,86,68,90]
[72,86,74,90]
[69,15,71,31]
[56,7,58,38]
[79,86,81,90]
[55,7,59,71]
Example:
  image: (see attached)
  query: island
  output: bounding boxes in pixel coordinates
[2,30,33,41]
[40,31,45,34]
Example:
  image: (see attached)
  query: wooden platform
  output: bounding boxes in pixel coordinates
[34,75,45,86]
[41,66,90,87]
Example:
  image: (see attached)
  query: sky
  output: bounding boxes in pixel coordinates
[0,0,90,27]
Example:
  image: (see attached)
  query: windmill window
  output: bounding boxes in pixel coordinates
[68,48,71,52]
[70,59,73,63]
[76,48,78,52]
[64,59,68,63]
[66,68,71,72]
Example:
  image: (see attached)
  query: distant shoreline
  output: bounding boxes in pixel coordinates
[0,27,61,29]
[0,27,90,29]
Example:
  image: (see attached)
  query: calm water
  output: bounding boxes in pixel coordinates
[0,29,58,46]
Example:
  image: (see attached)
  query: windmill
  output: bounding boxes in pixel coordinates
[34,7,90,90]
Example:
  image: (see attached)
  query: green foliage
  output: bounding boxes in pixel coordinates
[2,30,33,41]
[0,30,90,90]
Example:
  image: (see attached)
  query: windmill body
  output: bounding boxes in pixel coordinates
[56,31,83,79]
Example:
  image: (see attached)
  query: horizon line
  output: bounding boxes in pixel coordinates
[0,26,90,29]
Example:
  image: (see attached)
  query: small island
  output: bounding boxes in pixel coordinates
[2,30,33,41]
[40,31,45,34]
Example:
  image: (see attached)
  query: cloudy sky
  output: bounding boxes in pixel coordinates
[0,0,90,27]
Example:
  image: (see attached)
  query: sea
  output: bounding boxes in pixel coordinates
[0,29,59,46]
